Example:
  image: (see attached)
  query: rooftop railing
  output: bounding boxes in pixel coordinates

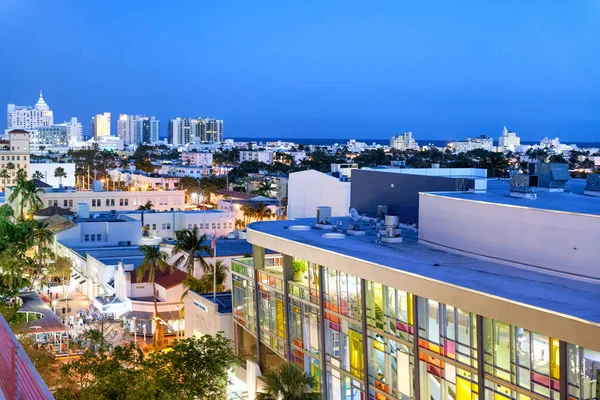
[0,313,54,400]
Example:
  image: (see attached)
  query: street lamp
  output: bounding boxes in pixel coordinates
[132,316,138,365]
[52,299,57,313]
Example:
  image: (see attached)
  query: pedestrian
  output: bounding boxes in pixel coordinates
[62,307,66,314]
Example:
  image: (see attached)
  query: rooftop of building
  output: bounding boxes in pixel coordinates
[162,238,269,257]
[248,218,600,324]
[191,291,233,314]
[124,209,228,215]
[73,213,139,223]
[429,179,600,217]
[70,246,146,267]
[131,267,187,289]
[33,205,75,217]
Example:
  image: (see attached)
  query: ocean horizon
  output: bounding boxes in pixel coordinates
[226,137,600,149]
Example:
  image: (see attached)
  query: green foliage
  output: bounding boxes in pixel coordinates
[0,204,13,218]
[293,259,307,276]
[137,200,154,210]
[172,227,212,275]
[257,363,322,400]
[55,334,236,400]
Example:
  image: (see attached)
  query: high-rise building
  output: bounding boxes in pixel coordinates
[119,115,160,145]
[6,91,54,130]
[169,117,223,145]
[390,132,419,150]
[118,114,135,145]
[498,126,520,152]
[202,118,223,142]
[91,112,111,139]
[55,117,83,142]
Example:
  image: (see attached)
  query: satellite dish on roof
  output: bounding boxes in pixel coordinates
[349,208,361,222]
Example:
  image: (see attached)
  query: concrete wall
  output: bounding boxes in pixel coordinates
[418,193,600,279]
[184,291,233,340]
[29,163,76,187]
[56,220,142,247]
[38,190,185,212]
[287,170,350,219]
[351,169,476,224]
[126,210,235,239]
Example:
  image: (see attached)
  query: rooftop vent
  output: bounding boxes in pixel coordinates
[380,215,402,243]
[509,175,538,200]
[584,174,600,197]
[315,206,333,229]
[288,225,311,231]
[528,163,570,192]
[322,232,345,239]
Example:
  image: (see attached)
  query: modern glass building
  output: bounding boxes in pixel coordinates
[232,219,600,400]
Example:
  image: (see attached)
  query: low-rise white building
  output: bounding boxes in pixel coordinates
[239,151,274,164]
[181,152,213,166]
[157,164,211,178]
[449,136,494,153]
[498,126,520,152]
[9,185,186,214]
[123,209,235,240]
[184,291,232,340]
[390,132,419,150]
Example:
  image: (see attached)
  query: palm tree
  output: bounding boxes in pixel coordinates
[32,170,44,181]
[19,180,44,218]
[255,202,273,221]
[199,259,229,293]
[32,221,54,287]
[253,179,276,197]
[5,162,15,186]
[137,245,173,349]
[39,146,46,155]
[54,166,67,186]
[241,204,257,226]
[526,148,548,163]
[257,363,321,400]
[0,169,8,191]
[171,227,212,275]
[181,275,205,301]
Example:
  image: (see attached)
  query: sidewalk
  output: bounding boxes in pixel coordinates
[46,287,134,347]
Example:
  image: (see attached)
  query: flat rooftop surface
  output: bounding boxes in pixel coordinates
[249,218,600,324]
[433,179,600,216]
[72,246,146,268]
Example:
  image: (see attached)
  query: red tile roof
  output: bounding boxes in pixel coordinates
[130,268,187,289]
[217,189,256,200]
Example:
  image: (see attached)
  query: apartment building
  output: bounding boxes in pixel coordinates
[0,129,30,191]
[8,185,185,213]
[240,151,274,164]
[181,151,214,167]
[390,132,419,151]
[232,176,600,400]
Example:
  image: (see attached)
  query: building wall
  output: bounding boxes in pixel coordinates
[181,152,213,166]
[287,170,350,219]
[184,291,233,340]
[418,193,600,279]
[351,170,476,224]
[238,228,600,400]
[36,190,185,212]
[124,210,235,239]
[29,163,76,187]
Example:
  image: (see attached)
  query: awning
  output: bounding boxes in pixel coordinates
[121,310,182,321]
[79,280,86,284]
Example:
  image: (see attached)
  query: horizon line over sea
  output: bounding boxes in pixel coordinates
[224,137,600,149]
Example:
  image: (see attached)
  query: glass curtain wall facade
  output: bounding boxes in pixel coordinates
[232,250,600,400]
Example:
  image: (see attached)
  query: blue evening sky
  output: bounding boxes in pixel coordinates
[1,1,599,141]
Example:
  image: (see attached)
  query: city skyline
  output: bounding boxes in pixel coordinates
[1,1,600,141]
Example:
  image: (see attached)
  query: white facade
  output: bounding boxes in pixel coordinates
[7,92,53,130]
[55,215,142,248]
[29,162,76,187]
[95,135,124,151]
[450,136,494,153]
[418,192,600,280]
[109,171,180,191]
[181,152,213,166]
[390,132,419,151]
[287,169,351,219]
[158,164,211,178]
[184,291,232,340]
[118,114,135,145]
[498,126,520,152]
[239,151,274,164]
[30,125,68,149]
[0,130,30,191]
[123,209,236,240]
[28,189,185,213]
